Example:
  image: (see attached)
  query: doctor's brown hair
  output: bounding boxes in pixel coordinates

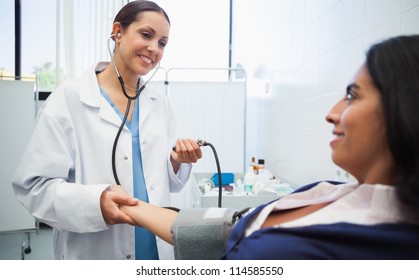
[113,0,170,32]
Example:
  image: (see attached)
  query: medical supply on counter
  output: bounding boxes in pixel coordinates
[191,172,281,209]
[211,173,234,186]
[251,156,256,167]
[197,178,215,194]
[250,156,257,174]
[234,178,244,194]
[257,159,265,173]
[257,168,272,184]
[243,165,257,194]
[194,161,293,198]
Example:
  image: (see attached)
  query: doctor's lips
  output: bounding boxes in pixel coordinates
[140,54,153,65]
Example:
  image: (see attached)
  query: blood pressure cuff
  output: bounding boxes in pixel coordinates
[170,207,238,260]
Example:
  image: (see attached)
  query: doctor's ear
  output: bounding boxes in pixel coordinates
[112,22,123,38]
[115,32,121,43]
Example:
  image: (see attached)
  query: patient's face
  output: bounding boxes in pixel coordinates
[326,63,394,184]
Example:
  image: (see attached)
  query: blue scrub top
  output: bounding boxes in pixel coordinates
[100,88,159,260]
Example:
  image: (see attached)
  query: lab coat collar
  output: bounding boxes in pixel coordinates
[77,62,158,128]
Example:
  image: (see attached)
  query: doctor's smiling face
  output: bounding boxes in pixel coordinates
[326,63,395,185]
[114,11,170,77]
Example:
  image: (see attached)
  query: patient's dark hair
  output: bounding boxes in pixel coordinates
[113,0,170,30]
[366,35,419,218]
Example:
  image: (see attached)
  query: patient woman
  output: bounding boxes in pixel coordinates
[120,35,419,259]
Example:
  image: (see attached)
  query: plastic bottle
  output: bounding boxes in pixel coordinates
[243,165,257,194]
[251,156,256,167]
[257,159,265,171]
[250,156,257,173]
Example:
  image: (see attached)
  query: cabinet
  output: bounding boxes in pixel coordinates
[0,80,38,259]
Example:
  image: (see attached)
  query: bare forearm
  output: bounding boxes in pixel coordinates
[120,201,178,244]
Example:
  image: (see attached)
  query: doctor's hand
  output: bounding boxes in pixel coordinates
[170,138,203,164]
[100,185,139,226]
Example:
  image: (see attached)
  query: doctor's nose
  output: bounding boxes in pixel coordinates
[147,41,159,53]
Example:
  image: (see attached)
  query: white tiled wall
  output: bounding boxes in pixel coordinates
[232,0,419,187]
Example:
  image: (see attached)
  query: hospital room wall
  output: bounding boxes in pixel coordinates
[232,0,419,187]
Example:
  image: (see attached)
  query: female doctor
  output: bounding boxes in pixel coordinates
[12,0,202,260]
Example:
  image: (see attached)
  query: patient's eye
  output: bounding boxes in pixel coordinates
[345,84,357,104]
[346,91,355,101]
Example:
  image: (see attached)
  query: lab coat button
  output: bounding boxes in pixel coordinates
[142,139,148,144]
[124,156,129,160]
[126,255,132,259]
[150,185,155,190]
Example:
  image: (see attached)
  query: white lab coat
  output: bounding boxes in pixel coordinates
[12,63,192,259]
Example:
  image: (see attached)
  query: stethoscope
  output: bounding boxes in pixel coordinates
[107,33,160,185]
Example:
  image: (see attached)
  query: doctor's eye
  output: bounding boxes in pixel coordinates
[141,32,152,39]
[159,40,167,48]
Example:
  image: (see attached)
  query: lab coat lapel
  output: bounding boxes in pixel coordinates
[139,88,156,127]
[98,99,126,128]
[78,64,127,128]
